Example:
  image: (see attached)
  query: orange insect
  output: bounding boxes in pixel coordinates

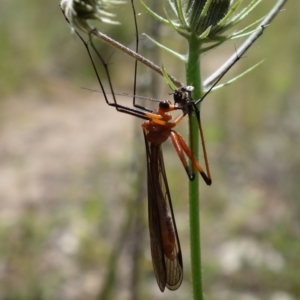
[140,95,211,291]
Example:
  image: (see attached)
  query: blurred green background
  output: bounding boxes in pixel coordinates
[0,1,299,299]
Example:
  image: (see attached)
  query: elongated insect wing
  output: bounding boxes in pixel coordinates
[143,130,183,291]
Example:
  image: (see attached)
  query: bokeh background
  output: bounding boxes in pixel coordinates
[0,1,299,300]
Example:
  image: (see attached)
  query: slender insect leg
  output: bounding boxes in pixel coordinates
[173,131,212,185]
[169,132,194,181]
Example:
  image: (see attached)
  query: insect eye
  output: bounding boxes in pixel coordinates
[173,91,182,103]
[159,101,170,109]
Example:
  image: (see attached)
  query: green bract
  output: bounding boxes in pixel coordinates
[142,0,263,56]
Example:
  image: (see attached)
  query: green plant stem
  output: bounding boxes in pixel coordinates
[186,33,204,300]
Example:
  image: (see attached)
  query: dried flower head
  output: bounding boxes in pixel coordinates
[61,0,124,32]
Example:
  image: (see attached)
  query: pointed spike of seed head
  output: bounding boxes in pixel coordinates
[188,0,230,36]
[204,0,231,29]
